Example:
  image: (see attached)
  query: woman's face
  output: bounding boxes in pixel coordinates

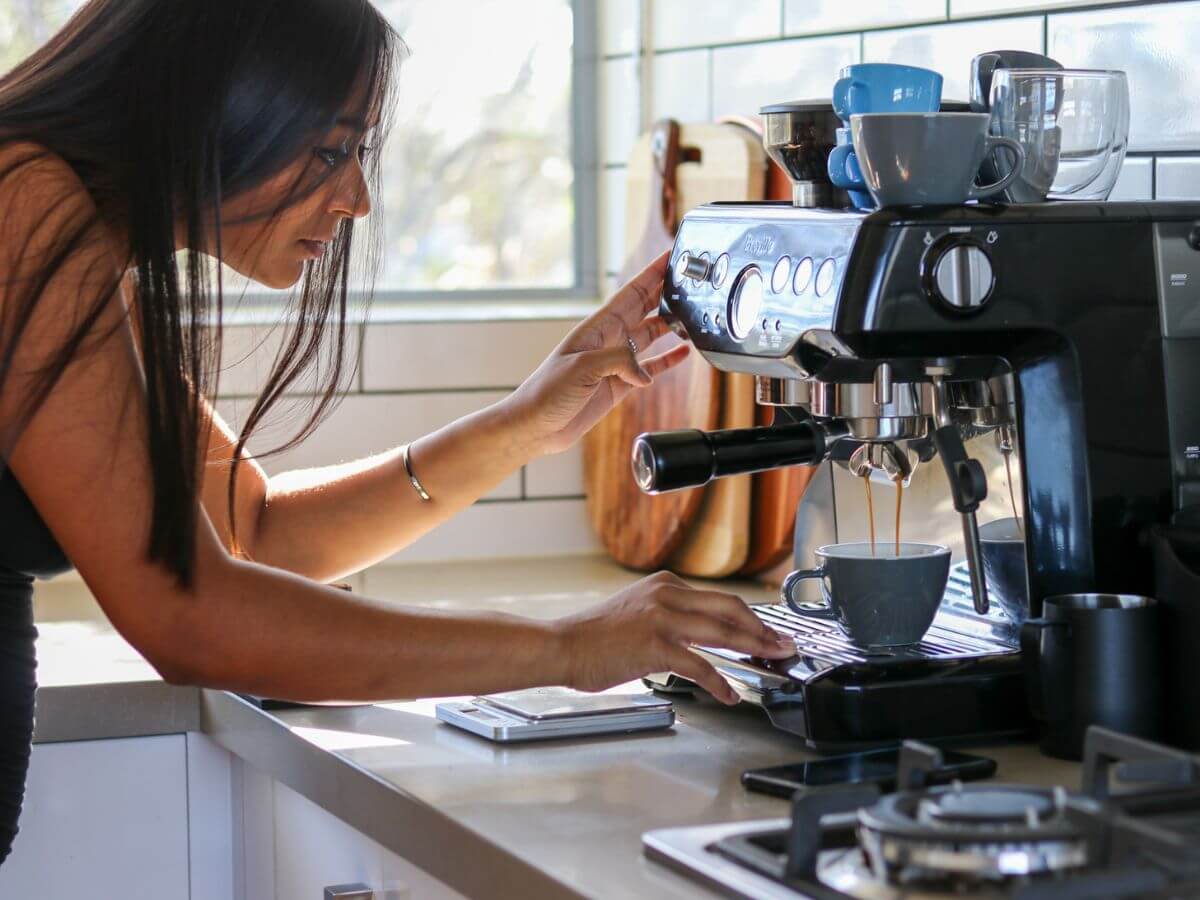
[213,119,374,289]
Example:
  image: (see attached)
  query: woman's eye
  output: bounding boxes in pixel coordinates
[314,140,372,170]
[315,148,342,169]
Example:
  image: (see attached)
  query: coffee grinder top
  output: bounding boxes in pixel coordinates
[759,100,841,208]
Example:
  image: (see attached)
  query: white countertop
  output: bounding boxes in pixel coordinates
[31,555,1081,899]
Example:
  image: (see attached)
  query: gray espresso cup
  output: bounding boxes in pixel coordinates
[850,112,1024,207]
[781,543,951,648]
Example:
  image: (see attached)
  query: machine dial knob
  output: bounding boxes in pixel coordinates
[727,266,764,341]
[924,239,995,312]
[683,253,711,283]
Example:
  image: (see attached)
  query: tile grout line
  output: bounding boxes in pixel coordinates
[643,1,1154,53]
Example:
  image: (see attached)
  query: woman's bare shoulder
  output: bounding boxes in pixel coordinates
[0,139,87,197]
[0,139,119,277]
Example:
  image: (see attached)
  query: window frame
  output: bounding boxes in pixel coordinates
[233,0,600,315]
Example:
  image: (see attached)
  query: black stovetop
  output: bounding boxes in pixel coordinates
[644,728,1200,900]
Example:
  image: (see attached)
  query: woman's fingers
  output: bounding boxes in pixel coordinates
[663,609,795,659]
[664,647,740,705]
[610,251,670,329]
[660,585,785,642]
[662,588,792,657]
[640,343,690,379]
[628,315,674,357]
[575,344,651,389]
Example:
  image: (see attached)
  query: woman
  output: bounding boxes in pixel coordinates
[0,0,794,866]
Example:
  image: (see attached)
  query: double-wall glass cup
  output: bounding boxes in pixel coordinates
[988,69,1129,201]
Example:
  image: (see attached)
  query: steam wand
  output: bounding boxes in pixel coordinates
[928,371,990,615]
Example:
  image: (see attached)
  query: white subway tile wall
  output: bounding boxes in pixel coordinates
[603,167,628,275]
[1155,157,1200,201]
[652,49,713,123]
[862,17,1044,100]
[218,322,363,399]
[652,0,781,51]
[951,0,1140,15]
[601,0,640,56]
[1107,156,1154,201]
[205,316,591,564]
[360,321,571,392]
[784,0,945,36]
[601,57,639,165]
[711,36,860,120]
[374,498,599,565]
[1049,1,1200,151]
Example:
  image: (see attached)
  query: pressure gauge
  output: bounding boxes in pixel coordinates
[728,266,764,341]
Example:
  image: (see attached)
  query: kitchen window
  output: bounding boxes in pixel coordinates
[0,0,598,307]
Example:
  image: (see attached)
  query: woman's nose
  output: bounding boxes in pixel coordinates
[331,169,372,220]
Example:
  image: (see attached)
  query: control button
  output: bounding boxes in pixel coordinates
[771,256,792,294]
[727,266,764,341]
[775,319,782,332]
[702,312,710,327]
[714,312,723,328]
[928,241,994,311]
[793,256,814,294]
[684,252,711,286]
[815,258,837,298]
[712,253,731,288]
[673,252,692,285]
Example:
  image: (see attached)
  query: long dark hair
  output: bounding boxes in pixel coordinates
[0,0,403,586]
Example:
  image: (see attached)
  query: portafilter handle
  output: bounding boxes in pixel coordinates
[632,421,847,494]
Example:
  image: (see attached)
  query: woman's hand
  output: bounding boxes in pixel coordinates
[553,572,797,705]
[503,251,690,458]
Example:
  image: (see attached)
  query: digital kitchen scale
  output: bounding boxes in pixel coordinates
[436,687,674,743]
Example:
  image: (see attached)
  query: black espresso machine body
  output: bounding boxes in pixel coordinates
[644,200,1200,750]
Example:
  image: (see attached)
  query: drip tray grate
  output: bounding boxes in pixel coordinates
[752,602,1014,666]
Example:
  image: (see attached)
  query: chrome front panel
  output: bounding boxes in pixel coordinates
[663,204,866,380]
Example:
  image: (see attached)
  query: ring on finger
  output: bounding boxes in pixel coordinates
[627,336,639,356]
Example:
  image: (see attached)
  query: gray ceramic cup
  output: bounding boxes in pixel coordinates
[782,542,951,648]
[850,112,1024,206]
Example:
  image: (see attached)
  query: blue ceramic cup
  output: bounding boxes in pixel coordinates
[829,63,943,195]
[834,127,875,209]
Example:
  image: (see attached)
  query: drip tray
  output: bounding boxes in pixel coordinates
[752,604,1013,666]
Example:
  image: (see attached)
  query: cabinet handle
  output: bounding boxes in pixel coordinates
[324,884,374,899]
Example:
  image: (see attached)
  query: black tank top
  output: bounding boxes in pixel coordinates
[0,468,71,866]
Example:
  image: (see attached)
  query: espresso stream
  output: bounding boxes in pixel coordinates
[862,473,904,557]
[861,456,1021,559]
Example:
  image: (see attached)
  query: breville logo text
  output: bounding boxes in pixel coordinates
[742,234,776,256]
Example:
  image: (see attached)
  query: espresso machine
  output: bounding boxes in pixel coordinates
[634,107,1200,751]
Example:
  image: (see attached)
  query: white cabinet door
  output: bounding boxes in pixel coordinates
[0,734,190,899]
[272,780,467,900]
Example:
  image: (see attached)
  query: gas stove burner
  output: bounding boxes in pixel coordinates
[857,784,1097,883]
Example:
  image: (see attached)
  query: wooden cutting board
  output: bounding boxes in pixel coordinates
[719,115,820,579]
[740,405,818,576]
[583,120,716,571]
[668,372,757,577]
[583,121,764,571]
[663,124,766,578]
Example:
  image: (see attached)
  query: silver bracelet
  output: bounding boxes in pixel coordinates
[402,443,432,502]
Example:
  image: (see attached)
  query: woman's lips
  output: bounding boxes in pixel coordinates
[298,239,327,259]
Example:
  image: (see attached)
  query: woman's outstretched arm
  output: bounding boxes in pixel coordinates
[219,254,685,584]
[4,151,791,705]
